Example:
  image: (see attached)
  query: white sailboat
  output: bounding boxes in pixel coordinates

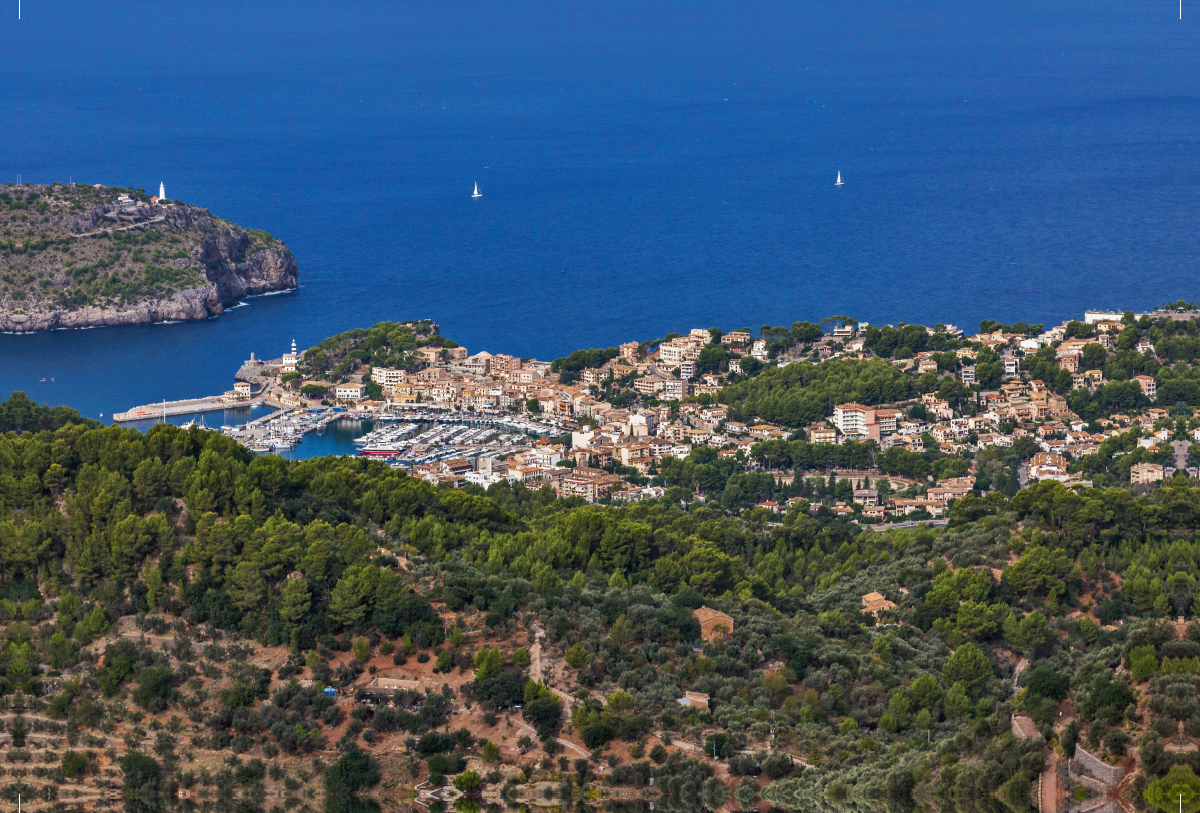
[472,183,482,198]
[835,172,844,186]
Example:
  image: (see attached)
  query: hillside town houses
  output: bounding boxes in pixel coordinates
[271,308,1196,519]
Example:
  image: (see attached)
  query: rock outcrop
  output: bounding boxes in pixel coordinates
[0,287,222,332]
[197,227,298,302]
[0,183,298,332]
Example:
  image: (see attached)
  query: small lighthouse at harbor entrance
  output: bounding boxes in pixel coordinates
[282,340,299,373]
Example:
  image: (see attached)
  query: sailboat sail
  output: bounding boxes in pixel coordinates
[835,172,843,186]
[472,183,482,198]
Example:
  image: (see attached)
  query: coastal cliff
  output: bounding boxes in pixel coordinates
[0,183,298,332]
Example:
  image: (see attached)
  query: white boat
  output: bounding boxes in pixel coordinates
[472,183,482,198]
[835,172,843,186]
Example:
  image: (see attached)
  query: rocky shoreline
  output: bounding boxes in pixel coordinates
[0,287,217,332]
[0,184,298,332]
[0,284,300,333]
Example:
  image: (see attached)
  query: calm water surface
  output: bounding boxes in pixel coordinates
[3,0,1200,419]
[121,407,373,459]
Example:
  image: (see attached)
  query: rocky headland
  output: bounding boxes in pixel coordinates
[0,182,297,332]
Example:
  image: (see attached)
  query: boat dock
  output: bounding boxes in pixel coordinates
[353,419,530,464]
[112,396,265,423]
[221,407,357,452]
[217,406,563,457]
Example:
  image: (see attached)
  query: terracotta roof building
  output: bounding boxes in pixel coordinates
[1029,452,1069,480]
[860,591,897,616]
[693,606,734,640]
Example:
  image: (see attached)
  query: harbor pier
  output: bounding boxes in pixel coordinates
[112,396,263,423]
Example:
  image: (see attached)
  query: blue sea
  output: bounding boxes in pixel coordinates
[3,0,1200,422]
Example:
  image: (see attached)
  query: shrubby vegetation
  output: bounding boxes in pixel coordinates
[301,320,454,381]
[0,183,260,312]
[2,388,1200,812]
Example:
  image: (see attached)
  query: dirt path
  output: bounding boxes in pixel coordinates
[1040,750,1058,813]
[514,720,590,759]
[530,624,577,708]
[73,214,166,237]
[549,735,589,759]
[660,734,704,755]
[1013,657,1029,691]
[531,625,545,682]
[552,736,589,759]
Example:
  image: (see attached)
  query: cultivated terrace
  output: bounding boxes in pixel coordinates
[8,304,1200,813]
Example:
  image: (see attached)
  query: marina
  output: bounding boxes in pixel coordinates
[222,408,350,452]
[217,406,566,463]
[354,420,532,466]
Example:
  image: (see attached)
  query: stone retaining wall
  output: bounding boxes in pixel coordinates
[1073,745,1125,786]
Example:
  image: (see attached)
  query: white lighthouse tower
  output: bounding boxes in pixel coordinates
[282,339,299,373]
[159,182,166,201]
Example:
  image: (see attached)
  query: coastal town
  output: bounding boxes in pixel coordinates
[16,304,1200,813]
[132,303,1200,523]
[10,8,1200,813]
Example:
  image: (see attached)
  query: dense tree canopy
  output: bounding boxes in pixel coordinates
[1,383,1199,813]
[301,320,451,380]
[712,358,911,427]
